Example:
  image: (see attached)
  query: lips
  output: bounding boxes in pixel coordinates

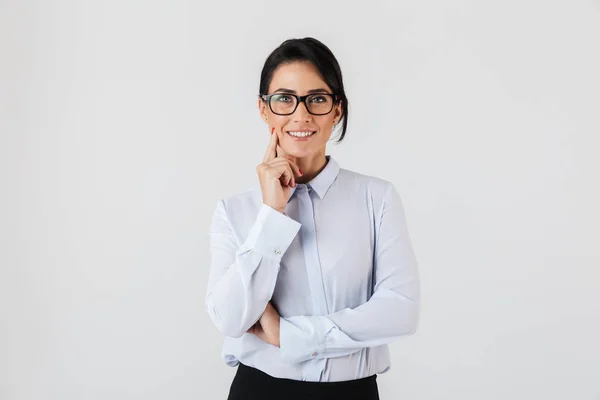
[287,131,316,137]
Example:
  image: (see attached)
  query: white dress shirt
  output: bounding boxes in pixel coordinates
[206,155,420,382]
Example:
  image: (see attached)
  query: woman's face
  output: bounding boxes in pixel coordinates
[258,61,343,159]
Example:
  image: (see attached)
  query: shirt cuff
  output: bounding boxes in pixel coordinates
[279,315,335,364]
[241,203,301,260]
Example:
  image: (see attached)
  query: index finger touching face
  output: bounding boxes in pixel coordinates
[263,127,278,163]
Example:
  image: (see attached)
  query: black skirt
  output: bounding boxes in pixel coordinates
[227,363,380,400]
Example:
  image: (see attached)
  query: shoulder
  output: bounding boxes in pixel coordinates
[336,166,395,198]
[212,185,262,220]
[335,167,408,227]
[219,185,260,207]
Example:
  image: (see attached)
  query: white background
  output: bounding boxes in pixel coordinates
[1,1,599,399]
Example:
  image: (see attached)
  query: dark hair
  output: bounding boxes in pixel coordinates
[259,37,349,143]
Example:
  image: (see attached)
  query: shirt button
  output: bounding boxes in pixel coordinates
[311,352,317,357]
[274,249,281,255]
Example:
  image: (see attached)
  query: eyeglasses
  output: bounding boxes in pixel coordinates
[259,92,337,116]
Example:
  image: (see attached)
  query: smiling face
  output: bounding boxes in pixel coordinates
[258,61,343,159]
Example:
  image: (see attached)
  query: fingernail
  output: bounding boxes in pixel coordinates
[299,169,303,175]
[271,127,274,134]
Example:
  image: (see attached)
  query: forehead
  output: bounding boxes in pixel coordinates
[268,61,331,93]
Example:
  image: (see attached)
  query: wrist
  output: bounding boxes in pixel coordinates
[262,202,285,214]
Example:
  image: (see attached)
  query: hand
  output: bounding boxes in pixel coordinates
[246,302,281,347]
[256,128,303,214]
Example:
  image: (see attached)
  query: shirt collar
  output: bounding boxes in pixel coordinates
[287,155,340,202]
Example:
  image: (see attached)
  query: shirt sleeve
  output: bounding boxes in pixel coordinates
[279,182,420,364]
[205,199,301,338]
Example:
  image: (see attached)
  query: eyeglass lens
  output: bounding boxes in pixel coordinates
[269,94,333,115]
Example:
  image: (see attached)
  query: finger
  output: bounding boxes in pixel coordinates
[289,165,296,187]
[264,158,296,188]
[281,160,299,186]
[279,167,292,187]
[276,144,284,159]
[275,146,301,174]
[283,164,296,187]
[262,127,278,163]
[273,158,300,184]
[275,150,302,178]
[288,159,302,178]
[267,159,293,186]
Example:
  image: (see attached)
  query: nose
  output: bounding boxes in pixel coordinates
[292,100,312,123]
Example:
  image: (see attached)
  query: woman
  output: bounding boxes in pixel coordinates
[206,37,420,400]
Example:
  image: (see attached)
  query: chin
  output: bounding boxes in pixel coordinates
[281,147,314,158]
[280,134,328,158]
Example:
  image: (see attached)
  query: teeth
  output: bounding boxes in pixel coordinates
[288,131,315,137]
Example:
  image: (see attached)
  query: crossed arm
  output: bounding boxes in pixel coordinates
[205,183,420,363]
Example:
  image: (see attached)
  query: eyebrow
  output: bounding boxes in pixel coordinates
[272,87,331,94]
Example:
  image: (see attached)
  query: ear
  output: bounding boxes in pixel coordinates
[333,100,343,122]
[258,97,269,124]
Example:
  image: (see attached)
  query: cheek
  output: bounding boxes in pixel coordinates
[316,117,334,130]
[274,117,292,131]
[267,115,286,129]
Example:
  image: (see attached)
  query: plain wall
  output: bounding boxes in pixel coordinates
[1,1,599,399]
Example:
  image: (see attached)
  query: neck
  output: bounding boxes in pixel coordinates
[279,151,328,184]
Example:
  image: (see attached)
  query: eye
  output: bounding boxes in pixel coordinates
[273,94,293,103]
[309,95,327,103]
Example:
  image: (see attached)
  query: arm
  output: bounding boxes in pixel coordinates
[205,199,301,338]
[279,182,420,364]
